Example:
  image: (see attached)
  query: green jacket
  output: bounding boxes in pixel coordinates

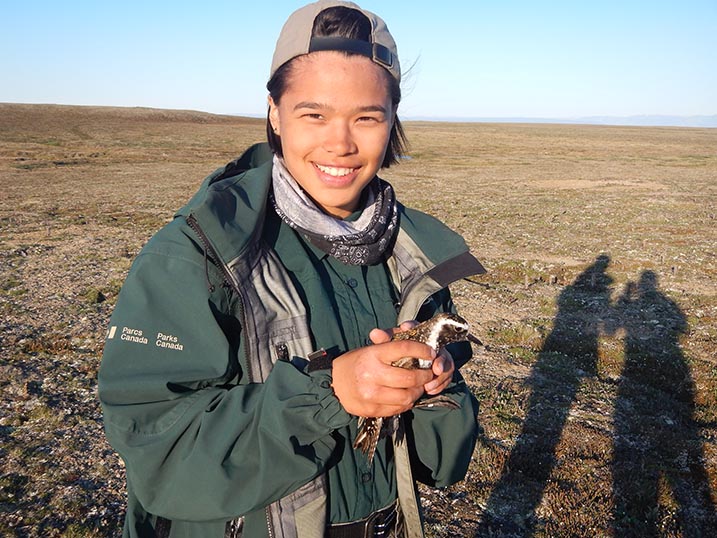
[99,143,485,538]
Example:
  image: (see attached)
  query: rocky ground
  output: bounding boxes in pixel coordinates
[1,104,716,537]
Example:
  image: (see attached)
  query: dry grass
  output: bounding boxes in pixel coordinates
[1,103,716,537]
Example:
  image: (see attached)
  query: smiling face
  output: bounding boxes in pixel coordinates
[268,51,394,219]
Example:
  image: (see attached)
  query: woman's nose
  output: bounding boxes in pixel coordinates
[322,121,357,155]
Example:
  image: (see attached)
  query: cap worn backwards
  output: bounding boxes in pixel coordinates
[270,0,401,83]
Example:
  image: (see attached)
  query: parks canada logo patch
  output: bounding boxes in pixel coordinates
[107,326,184,351]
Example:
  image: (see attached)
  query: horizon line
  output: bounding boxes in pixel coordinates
[2,101,716,128]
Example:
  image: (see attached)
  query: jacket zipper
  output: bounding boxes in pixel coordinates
[186,215,232,290]
[265,506,276,538]
[187,214,279,538]
[185,214,264,383]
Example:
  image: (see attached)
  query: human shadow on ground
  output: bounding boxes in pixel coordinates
[611,271,716,537]
[474,258,716,536]
[475,254,614,536]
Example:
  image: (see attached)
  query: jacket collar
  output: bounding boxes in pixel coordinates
[177,143,484,289]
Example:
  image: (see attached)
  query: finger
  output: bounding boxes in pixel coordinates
[377,360,435,388]
[368,385,426,413]
[369,328,392,345]
[431,356,445,376]
[374,340,437,366]
[424,370,450,393]
[398,320,418,331]
[424,375,451,395]
[425,354,455,394]
[370,320,418,342]
[352,346,435,390]
[432,352,455,377]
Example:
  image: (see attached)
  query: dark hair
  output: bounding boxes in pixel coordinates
[266,6,407,168]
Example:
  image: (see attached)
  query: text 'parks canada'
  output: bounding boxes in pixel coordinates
[156,332,184,351]
[116,327,184,351]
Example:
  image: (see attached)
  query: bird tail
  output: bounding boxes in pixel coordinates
[353,416,383,463]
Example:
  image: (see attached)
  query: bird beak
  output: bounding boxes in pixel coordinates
[467,333,483,346]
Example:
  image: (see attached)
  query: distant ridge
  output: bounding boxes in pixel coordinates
[404,114,717,128]
[574,115,717,128]
[3,103,714,129]
[0,102,262,125]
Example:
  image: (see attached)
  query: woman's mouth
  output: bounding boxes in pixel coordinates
[315,163,357,177]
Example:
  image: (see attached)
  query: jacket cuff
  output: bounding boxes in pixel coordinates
[308,368,352,430]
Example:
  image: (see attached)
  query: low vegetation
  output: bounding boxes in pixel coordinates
[1,104,715,537]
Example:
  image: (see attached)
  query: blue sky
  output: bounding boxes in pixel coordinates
[2,0,715,119]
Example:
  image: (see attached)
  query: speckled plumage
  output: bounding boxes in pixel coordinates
[353,313,481,463]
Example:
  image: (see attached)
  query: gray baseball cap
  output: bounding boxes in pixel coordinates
[270,0,401,83]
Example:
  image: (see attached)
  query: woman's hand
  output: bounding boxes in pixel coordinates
[375,321,456,397]
[330,320,456,417]
[331,326,436,417]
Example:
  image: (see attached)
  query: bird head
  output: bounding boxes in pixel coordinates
[422,312,482,350]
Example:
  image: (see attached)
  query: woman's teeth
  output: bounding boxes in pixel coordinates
[316,164,354,177]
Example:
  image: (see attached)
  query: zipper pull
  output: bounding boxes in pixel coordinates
[275,342,289,362]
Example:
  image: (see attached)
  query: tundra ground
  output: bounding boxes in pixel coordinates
[1,104,715,537]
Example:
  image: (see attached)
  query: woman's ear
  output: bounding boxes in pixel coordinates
[268,96,280,135]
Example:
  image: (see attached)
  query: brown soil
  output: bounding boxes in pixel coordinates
[1,104,716,537]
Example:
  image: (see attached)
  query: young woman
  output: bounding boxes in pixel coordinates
[99,2,485,537]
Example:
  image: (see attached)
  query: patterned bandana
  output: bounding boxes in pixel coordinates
[271,155,399,266]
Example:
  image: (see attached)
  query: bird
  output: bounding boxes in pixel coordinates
[352,312,482,463]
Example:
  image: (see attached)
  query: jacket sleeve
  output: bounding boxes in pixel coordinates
[406,288,480,487]
[98,226,351,521]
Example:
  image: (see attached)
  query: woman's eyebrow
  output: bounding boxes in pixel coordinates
[293,101,327,111]
[355,105,388,114]
[293,101,387,114]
